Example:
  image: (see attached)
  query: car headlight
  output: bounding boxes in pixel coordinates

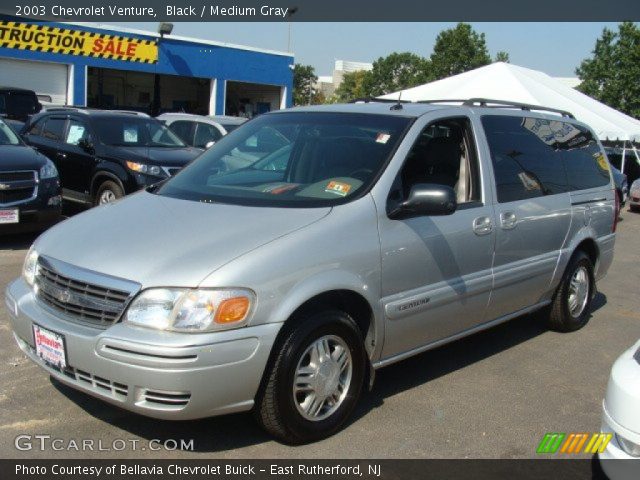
[123,288,255,332]
[22,247,38,286]
[616,434,640,457]
[126,161,166,177]
[39,159,58,179]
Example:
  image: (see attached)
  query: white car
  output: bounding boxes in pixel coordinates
[158,113,231,149]
[629,179,640,212]
[599,339,640,479]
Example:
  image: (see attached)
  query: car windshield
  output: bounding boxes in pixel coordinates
[93,117,186,147]
[155,112,411,207]
[0,119,21,145]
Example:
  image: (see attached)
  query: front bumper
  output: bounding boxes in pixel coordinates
[0,177,61,233]
[5,277,282,420]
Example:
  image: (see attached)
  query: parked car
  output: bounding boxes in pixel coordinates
[0,87,42,122]
[598,339,640,480]
[21,108,202,205]
[0,118,61,233]
[209,115,247,133]
[5,101,617,444]
[158,113,228,149]
[605,146,640,189]
[610,163,628,208]
[629,179,640,212]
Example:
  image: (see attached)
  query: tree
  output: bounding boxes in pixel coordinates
[334,70,369,102]
[292,63,318,106]
[494,51,510,63]
[362,52,431,97]
[576,22,640,118]
[430,23,492,79]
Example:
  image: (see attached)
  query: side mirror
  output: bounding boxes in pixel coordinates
[78,138,95,154]
[389,184,457,219]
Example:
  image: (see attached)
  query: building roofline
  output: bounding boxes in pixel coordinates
[67,22,295,58]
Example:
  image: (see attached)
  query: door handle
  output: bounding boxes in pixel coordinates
[472,216,493,235]
[500,211,518,230]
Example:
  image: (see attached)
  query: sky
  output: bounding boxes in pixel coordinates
[106,22,620,77]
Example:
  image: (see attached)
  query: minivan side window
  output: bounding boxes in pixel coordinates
[560,125,610,190]
[482,115,569,203]
[395,117,481,204]
[42,117,66,142]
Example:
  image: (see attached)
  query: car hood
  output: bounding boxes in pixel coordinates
[0,145,48,170]
[34,191,331,288]
[107,145,202,166]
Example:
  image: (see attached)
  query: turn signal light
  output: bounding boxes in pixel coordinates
[215,297,251,324]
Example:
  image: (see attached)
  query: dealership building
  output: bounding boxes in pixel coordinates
[0,18,294,116]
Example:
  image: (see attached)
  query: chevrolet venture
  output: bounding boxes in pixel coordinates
[5,100,617,443]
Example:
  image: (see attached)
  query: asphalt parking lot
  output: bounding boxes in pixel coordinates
[1,207,639,459]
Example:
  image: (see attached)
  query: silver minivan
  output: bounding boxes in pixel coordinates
[5,100,617,443]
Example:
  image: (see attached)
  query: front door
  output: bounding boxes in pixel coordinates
[61,116,95,196]
[377,115,496,359]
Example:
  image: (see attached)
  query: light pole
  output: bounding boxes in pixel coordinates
[286,7,298,52]
[153,22,173,116]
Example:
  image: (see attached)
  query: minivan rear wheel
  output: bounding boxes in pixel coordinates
[255,310,366,444]
[94,180,124,206]
[546,251,594,332]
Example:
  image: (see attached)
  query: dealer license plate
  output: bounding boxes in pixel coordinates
[33,324,67,369]
[0,209,19,224]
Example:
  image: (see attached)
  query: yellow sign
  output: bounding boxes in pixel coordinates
[0,21,157,63]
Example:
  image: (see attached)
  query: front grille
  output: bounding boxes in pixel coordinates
[62,367,129,400]
[35,261,132,328]
[143,389,191,408]
[0,170,37,205]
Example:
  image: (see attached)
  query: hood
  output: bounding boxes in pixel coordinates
[0,145,48,170]
[106,145,202,166]
[35,191,331,288]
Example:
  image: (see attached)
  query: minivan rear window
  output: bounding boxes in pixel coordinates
[482,115,609,203]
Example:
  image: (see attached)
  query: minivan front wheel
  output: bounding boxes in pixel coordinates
[255,310,366,444]
[95,180,124,206]
[547,251,594,332]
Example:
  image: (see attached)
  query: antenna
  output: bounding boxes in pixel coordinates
[390,91,403,110]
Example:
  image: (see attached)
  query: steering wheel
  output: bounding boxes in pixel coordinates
[348,168,373,181]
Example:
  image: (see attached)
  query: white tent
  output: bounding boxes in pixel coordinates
[380,62,640,143]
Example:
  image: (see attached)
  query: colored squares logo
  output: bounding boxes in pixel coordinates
[537,432,612,454]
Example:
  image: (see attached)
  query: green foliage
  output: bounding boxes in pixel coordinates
[334,70,369,102]
[494,51,510,63]
[576,22,640,118]
[430,23,492,79]
[293,63,318,106]
[362,52,431,97]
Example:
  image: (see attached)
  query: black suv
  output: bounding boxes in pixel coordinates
[21,109,202,205]
[0,87,41,123]
[0,118,61,233]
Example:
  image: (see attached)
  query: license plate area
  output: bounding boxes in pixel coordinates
[0,209,19,224]
[33,324,67,370]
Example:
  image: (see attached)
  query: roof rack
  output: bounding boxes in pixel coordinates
[418,98,574,118]
[41,107,150,117]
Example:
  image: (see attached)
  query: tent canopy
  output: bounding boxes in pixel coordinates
[380,62,640,143]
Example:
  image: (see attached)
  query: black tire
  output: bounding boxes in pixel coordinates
[546,251,595,332]
[94,180,124,206]
[255,310,366,444]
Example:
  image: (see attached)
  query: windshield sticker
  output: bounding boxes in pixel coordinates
[325,181,352,197]
[123,126,139,143]
[595,153,610,172]
[66,125,85,145]
[376,132,391,144]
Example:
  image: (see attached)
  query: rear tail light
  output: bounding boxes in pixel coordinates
[613,189,620,233]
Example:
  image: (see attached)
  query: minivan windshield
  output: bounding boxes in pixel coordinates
[93,117,186,148]
[155,112,411,207]
[0,119,21,145]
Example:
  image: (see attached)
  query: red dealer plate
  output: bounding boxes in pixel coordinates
[33,324,67,369]
[0,209,19,224]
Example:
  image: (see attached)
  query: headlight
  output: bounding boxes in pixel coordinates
[123,288,255,332]
[22,247,38,286]
[616,434,640,457]
[39,159,58,179]
[126,161,166,177]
